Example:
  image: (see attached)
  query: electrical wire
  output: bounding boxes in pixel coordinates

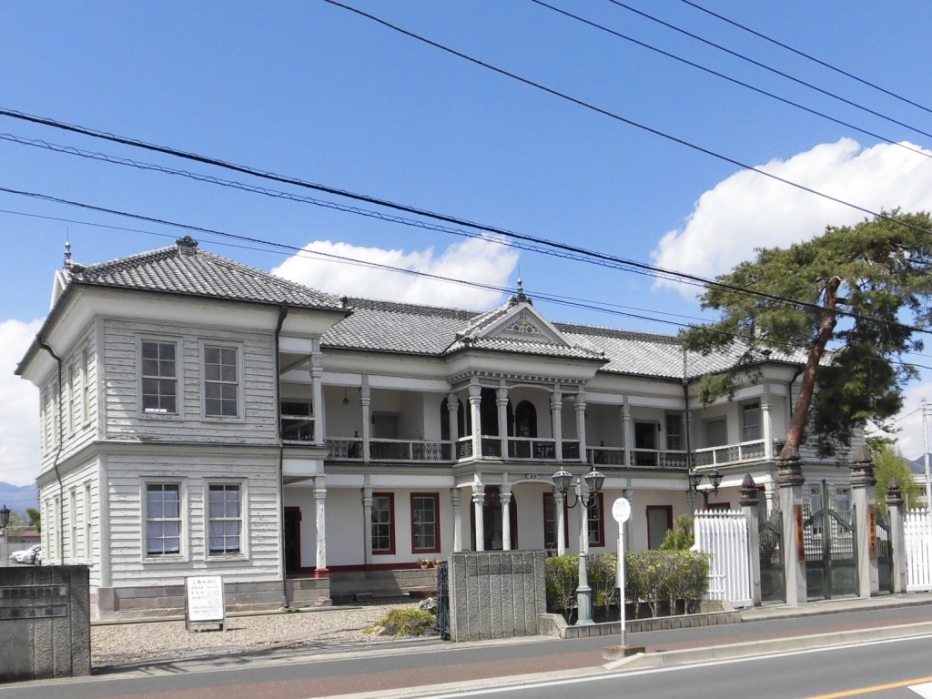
[605,0,932,142]
[678,0,932,117]
[531,0,932,163]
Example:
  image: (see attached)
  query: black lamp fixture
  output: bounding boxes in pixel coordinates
[552,468,605,508]
[687,469,723,509]
[342,388,350,406]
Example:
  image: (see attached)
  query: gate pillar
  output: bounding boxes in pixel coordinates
[778,447,807,606]
[886,478,908,594]
[850,445,879,598]
[740,474,762,606]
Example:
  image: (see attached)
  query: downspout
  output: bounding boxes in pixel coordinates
[274,305,290,609]
[37,338,65,565]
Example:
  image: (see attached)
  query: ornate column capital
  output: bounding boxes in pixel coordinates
[450,488,462,506]
[360,384,371,405]
[496,386,509,406]
[468,383,482,402]
[886,477,904,507]
[471,483,485,506]
[777,445,805,487]
[499,486,512,506]
[849,444,877,489]
[739,473,760,507]
[447,392,460,408]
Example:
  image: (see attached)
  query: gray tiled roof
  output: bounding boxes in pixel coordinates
[323,297,802,378]
[69,237,344,310]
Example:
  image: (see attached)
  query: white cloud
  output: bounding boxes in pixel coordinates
[867,380,932,463]
[653,139,932,296]
[272,236,520,309]
[0,319,41,487]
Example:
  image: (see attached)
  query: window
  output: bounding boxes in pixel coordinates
[66,365,75,434]
[204,345,238,417]
[587,493,605,547]
[81,348,90,424]
[514,401,538,438]
[145,484,181,556]
[208,484,242,555]
[646,505,673,550]
[371,493,395,554]
[411,494,440,553]
[281,401,314,442]
[701,417,728,448]
[372,414,399,439]
[742,402,762,441]
[665,413,683,451]
[69,489,78,562]
[543,493,568,551]
[141,341,177,414]
[84,482,93,562]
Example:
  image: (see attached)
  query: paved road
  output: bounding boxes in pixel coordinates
[5,604,932,699]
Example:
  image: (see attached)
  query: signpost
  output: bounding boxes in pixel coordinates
[184,575,225,632]
[612,498,631,649]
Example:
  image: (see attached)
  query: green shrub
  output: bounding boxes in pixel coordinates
[659,515,694,550]
[366,608,436,637]
[545,555,579,619]
[588,552,619,616]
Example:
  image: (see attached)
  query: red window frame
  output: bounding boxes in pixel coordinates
[371,492,395,555]
[646,505,674,550]
[410,493,441,554]
[587,492,605,547]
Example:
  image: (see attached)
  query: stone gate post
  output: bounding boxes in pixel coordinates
[886,478,908,594]
[740,474,762,606]
[778,446,807,606]
[850,445,879,598]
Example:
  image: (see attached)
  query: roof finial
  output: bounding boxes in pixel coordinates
[176,235,198,256]
[64,235,72,269]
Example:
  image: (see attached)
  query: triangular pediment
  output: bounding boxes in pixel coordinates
[480,303,569,346]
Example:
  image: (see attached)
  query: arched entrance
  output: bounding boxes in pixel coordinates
[470,486,518,550]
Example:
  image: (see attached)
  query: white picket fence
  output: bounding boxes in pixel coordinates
[905,510,932,592]
[693,510,753,608]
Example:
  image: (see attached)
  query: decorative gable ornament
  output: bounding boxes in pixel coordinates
[483,304,568,346]
[500,311,544,339]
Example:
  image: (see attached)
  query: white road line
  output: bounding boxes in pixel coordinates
[910,681,932,698]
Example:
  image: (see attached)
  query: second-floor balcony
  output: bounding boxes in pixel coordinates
[693,439,768,468]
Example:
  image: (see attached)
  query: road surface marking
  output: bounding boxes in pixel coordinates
[802,677,932,699]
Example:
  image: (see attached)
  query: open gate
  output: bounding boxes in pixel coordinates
[876,512,894,594]
[759,509,785,603]
[803,482,858,599]
[435,562,450,640]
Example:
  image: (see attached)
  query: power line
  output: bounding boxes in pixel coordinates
[4,187,932,374]
[321,0,932,337]
[530,0,932,163]
[605,0,932,142]
[678,0,932,117]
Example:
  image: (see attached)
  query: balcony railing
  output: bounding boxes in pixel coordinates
[281,415,315,443]
[562,440,581,460]
[457,437,473,459]
[325,438,363,460]
[588,447,625,466]
[508,437,557,460]
[694,439,766,468]
[370,439,451,462]
[633,449,690,469]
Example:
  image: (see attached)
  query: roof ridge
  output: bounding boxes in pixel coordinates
[76,245,178,278]
[554,321,681,345]
[346,296,481,320]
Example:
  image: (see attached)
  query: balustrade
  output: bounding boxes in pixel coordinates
[588,446,625,466]
[694,439,766,468]
[281,415,315,443]
[325,438,363,460]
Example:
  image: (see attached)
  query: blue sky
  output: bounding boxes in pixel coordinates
[3,0,932,484]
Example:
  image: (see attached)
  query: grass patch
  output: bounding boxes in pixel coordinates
[366,609,436,637]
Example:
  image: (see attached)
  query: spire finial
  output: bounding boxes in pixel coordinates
[64,236,72,268]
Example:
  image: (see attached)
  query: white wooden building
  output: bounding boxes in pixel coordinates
[16,237,858,619]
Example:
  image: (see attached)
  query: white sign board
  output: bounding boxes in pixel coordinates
[612,497,631,524]
[185,575,225,630]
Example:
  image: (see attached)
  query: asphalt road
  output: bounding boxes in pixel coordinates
[5,604,932,699]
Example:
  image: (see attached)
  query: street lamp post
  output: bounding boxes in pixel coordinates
[552,468,605,626]
[0,504,10,564]
[687,469,723,509]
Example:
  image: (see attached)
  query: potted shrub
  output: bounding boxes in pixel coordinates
[419,558,431,569]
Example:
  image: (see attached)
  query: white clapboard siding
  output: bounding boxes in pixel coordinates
[905,510,932,592]
[694,509,753,608]
[106,452,281,588]
[103,319,278,444]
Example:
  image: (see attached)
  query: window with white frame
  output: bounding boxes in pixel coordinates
[84,482,93,562]
[742,402,762,441]
[665,413,684,451]
[81,348,90,423]
[69,489,78,562]
[71,358,81,428]
[701,417,728,448]
[141,341,178,414]
[411,494,440,553]
[204,346,238,417]
[66,365,75,434]
[371,494,394,554]
[145,483,182,556]
[208,484,242,555]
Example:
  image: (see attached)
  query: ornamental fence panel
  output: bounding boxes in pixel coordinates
[905,510,932,592]
[694,509,753,608]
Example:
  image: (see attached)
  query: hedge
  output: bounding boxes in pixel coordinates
[545,551,710,619]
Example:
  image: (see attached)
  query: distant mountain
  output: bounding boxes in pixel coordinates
[0,482,39,514]
[907,456,931,475]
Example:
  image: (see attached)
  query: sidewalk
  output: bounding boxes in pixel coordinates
[740,591,932,622]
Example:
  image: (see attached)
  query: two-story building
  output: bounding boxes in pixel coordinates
[16,237,859,619]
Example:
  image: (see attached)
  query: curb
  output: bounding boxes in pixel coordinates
[740,594,932,624]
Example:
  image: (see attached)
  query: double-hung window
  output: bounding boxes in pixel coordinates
[742,403,762,441]
[141,341,177,414]
[411,494,440,553]
[146,484,181,556]
[204,346,238,417]
[208,484,242,555]
[665,413,684,451]
[587,493,604,547]
[371,493,395,555]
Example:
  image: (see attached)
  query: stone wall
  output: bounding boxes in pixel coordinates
[448,551,546,642]
[0,565,90,683]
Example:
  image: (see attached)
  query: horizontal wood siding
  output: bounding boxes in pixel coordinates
[103,319,277,444]
[106,453,281,587]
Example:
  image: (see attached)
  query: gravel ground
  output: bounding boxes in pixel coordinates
[91,602,427,668]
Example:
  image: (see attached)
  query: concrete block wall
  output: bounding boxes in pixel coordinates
[94,580,288,620]
[330,568,437,600]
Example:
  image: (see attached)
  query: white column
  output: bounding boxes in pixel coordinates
[447,392,459,459]
[497,385,509,459]
[314,476,328,576]
[361,382,371,463]
[552,386,563,463]
[622,398,632,468]
[501,484,513,551]
[472,482,485,551]
[575,389,587,463]
[762,389,773,460]
[555,491,566,556]
[468,383,482,460]
[311,348,324,445]
[361,485,373,565]
[451,488,463,552]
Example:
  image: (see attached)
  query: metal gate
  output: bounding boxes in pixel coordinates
[759,509,785,603]
[435,562,450,640]
[803,482,858,599]
[876,513,893,594]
